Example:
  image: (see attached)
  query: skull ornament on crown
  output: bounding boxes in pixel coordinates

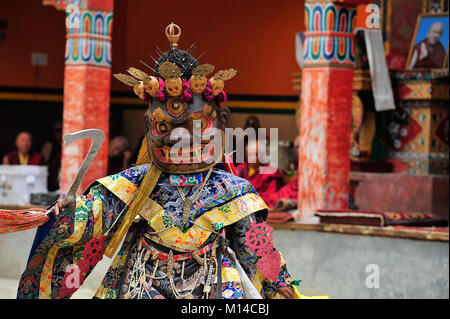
[190,63,214,94]
[210,69,237,96]
[159,61,183,97]
[143,76,160,97]
[133,81,145,100]
[113,23,237,174]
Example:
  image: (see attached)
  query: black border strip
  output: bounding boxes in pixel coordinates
[0,86,299,102]
[0,86,298,114]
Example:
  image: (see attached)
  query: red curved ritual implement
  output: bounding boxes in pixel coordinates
[0,208,49,234]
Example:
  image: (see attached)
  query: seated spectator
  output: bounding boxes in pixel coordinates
[2,131,44,166]
[231,116,267,165]
[107,136,132,175]
[265,136,300,210]
[236,139,283,209]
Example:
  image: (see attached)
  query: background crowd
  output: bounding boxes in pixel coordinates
[1,116,300,211]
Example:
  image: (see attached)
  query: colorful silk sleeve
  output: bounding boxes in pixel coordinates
[227,212,264,281]
[256,252,293,299]
[17,184,127,299]
[226,212,293,299]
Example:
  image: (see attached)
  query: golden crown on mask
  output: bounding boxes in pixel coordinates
[114,22,237,100]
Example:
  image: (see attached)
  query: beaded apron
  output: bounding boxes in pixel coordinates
[119,228,221,299]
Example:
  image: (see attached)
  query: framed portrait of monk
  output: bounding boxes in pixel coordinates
[406,14,449,69]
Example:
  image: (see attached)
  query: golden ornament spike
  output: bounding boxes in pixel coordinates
[192,63,215,77]
[158,61,182,79]
[196,51,205,62]
[139,60,157,73]
[165,22,181,48]
[180,52,205,77]
[113,73,139,86]
[148,54,159,64]
[127,67,149,81]
[156,46,164,57]
[186,42,196,54]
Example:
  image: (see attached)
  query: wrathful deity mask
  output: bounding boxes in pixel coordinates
[114,23,236,174]
[144,94,230,174]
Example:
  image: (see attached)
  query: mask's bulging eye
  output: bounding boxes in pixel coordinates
[159,122,169,133]
[189,115,212,133]
[172,102,181,111]
[152,120,172,136]
[167,97,186,117]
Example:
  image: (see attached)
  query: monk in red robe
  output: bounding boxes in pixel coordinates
[263,136,300,211]
[236,139,284,209]
[265,175,299,211]
[408,21,446,69]
[2,132,44,166]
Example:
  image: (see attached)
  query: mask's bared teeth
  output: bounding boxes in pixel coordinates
[201,144,208,156]
[193,148,201,162]
[163,148,170,161]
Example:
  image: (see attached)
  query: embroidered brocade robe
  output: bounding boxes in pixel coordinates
[17,164,292,299]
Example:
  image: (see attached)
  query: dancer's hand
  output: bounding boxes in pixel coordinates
[278,286,295,299]
[52,193,73,217]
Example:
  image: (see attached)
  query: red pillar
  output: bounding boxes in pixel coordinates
[298,0,367,222]
[44,0,113,192]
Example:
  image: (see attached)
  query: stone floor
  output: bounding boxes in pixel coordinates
[0,228,113,299]
[1,228,448,299]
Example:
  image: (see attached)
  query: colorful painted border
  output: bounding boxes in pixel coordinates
[65,10,113,67]
[304,2,357,66]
